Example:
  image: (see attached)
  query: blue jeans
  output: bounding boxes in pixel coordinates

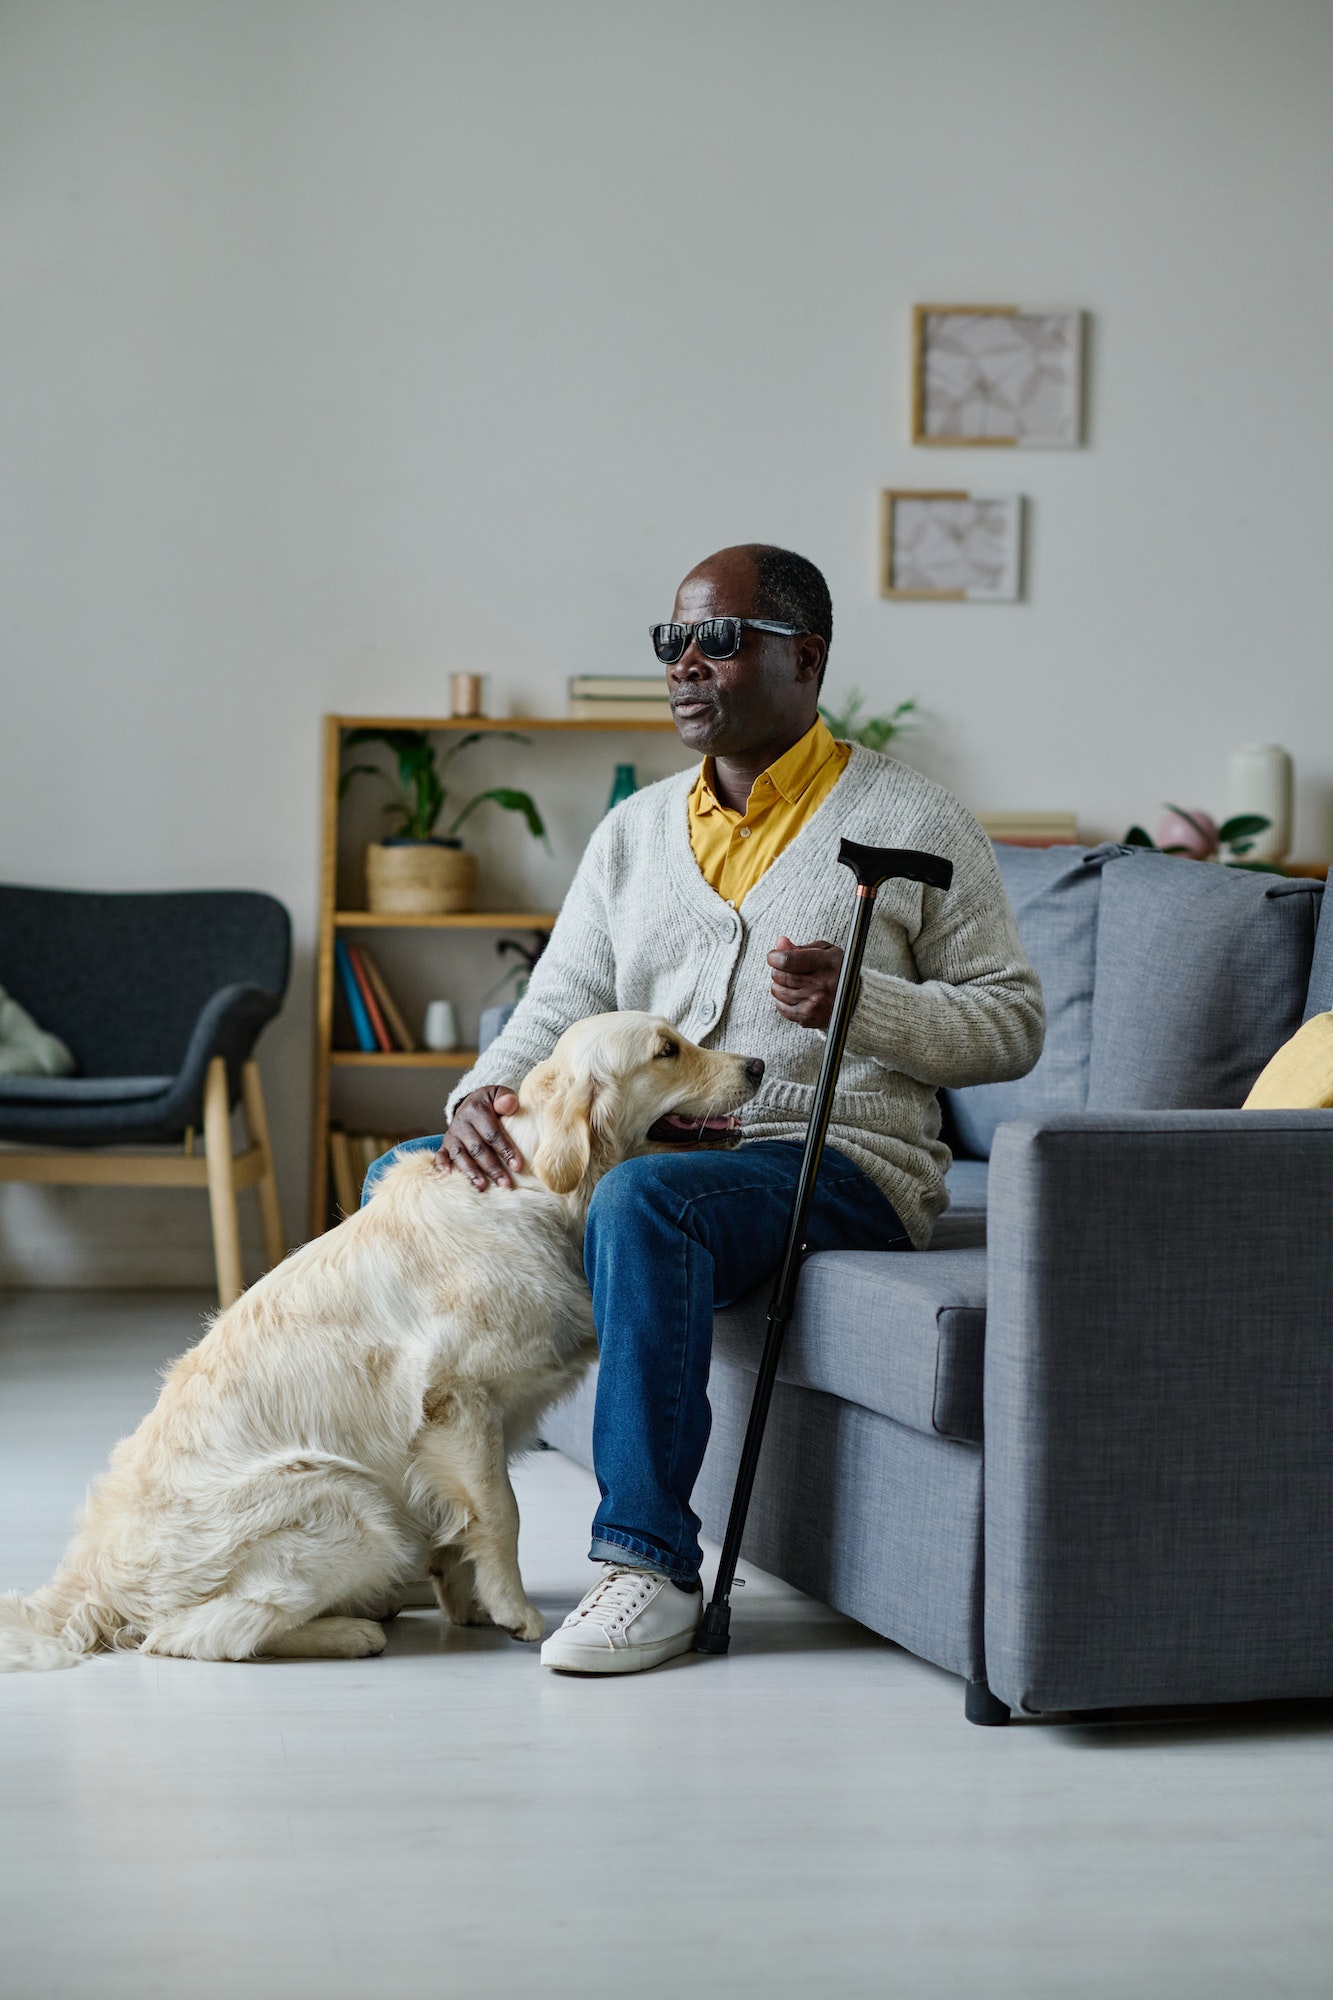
[361,1137,909,1585]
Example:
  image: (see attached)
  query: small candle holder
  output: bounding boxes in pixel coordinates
[450,673,485,719]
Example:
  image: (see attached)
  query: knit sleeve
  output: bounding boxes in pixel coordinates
[444,820,619,1119]
[844,812,1045,1088]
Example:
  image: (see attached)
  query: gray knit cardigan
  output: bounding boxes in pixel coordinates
[446,745,1044,1246]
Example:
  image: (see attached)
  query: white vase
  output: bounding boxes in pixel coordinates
[1227,744,1293,862]
[423,1000,460,1052]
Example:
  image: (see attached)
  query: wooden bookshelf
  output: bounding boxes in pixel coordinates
[311,711,677,1232]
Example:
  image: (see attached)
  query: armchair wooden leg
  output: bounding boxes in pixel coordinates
[241,1058,286,1270]
[203,1056,245,1308]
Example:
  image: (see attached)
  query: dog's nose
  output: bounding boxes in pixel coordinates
[745,1057,766,1083]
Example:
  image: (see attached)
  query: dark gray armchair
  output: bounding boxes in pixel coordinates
[0,885,291,1303]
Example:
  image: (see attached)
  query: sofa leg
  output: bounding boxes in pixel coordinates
[965,1679,1011,1726]
[241,1059,286,1271]
[204,1056,245,1309]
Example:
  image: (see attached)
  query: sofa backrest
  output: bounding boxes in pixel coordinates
[945,845,1326,1159]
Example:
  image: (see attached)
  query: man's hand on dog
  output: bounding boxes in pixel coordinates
[437,1086,523,1190]
[768,936,844,1032]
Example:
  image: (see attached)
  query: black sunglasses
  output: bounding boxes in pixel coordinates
[650,617,804,665]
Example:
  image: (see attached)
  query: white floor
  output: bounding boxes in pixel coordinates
[2,1294,1331,2000]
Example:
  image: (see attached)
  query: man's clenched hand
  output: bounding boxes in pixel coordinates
[767,935,845,1033]
[436,1085,523,1190]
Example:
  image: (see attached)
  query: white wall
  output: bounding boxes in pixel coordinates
[2,0,1330,1282]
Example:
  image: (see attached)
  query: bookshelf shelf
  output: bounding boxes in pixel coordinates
[334,910,557,930]
[334,714,676,734]
[330,1050,479,1069]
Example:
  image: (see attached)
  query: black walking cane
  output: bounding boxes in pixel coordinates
[695,837,954,1655]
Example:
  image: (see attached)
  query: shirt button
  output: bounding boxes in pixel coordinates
[738,827,752,839]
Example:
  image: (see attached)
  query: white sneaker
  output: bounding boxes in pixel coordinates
[540,1563,702,1674]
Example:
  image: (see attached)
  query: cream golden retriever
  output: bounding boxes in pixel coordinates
[0,1012,763,1671]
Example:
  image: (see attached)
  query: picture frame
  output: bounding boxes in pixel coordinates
[879,489,1024,602]
[911,305,1084,447]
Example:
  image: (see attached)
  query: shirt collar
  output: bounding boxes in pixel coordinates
[694,716,839,816]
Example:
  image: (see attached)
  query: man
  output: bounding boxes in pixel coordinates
[380,545,1044,1674]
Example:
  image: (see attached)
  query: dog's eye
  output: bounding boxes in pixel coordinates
[654,1040,680,1060]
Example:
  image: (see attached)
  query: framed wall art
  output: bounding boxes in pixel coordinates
[879,489,1024,602]
[911,305,1084,447]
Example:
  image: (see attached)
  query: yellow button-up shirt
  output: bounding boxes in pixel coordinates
[687,717,851,908]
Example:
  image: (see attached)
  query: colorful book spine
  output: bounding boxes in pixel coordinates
[357,946,417,1051]
[334,940,376,1052]
[347,945,393,1052]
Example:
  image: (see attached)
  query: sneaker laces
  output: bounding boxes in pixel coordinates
[568,1564,659,1633]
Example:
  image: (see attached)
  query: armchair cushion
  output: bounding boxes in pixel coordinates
[0,1074,173,1106]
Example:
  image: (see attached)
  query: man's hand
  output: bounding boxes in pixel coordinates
[767,935,844,1033]
[436,1086,523,1191]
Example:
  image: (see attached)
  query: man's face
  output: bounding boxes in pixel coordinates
[665,550,824,759]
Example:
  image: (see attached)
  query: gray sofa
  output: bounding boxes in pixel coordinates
[540,844,1333,1723]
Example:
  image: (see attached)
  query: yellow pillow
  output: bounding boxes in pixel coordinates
[1243,1012,1333,1109]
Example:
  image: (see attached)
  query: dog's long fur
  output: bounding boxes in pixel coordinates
[0,1012,760,1670]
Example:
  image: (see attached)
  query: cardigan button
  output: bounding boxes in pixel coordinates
[698,999,717,1025]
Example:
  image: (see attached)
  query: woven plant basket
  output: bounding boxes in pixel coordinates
[365,840,477,915]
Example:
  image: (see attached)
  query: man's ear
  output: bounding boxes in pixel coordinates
[529,1067,594,1195]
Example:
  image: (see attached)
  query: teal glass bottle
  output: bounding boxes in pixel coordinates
[606,763,638,813]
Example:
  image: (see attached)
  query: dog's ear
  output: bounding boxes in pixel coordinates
[528,1065,595,1195]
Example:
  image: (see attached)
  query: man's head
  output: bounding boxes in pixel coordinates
[662,545,833,762]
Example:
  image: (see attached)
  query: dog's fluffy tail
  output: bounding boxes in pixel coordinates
[0,1588,98,1673]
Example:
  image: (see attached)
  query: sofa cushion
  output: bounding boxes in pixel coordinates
[945,844,1109,1159]
[1087,854,1323,1109]
[712,1243,988,1446]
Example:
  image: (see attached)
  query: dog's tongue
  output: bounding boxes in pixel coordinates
[661,1112,739,1135]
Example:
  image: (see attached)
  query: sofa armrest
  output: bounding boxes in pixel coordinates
[982,1110,1333,1715]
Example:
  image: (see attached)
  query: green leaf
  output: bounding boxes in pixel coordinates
[1123,825,1156,847]
[448,787,550,848]
[337,762,394,799]
[1218,813,1271,843]
[819,691,916,750]
[1226,859,1287,875]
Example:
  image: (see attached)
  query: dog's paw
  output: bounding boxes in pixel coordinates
[505,1604,545,1644]
[322,1617,388,1659]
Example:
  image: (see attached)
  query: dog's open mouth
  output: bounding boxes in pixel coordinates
[646,1111,744,1146]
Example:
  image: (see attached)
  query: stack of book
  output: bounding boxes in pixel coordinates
[328,1129,419,1214]
[568,675,674,723]
[978,812,1079,849]
[334,940,418,1053]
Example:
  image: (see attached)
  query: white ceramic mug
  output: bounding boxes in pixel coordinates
[423,999,460,1052]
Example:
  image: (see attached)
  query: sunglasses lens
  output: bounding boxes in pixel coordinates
[695,618,741,660]
[652,624,687,664]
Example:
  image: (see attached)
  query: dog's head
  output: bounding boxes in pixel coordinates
[518,1012,765,1196]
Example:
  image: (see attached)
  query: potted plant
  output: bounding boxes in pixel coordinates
[819,689,917,752]
[340,729,549,915]
[1122,805,1283,874]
